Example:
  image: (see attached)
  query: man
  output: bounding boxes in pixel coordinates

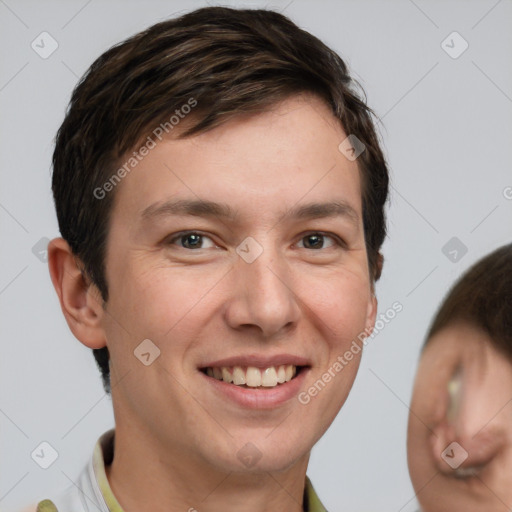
[408,244,512,511]
[25,6,389,511]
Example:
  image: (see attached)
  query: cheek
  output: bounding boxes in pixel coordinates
[102,266,212,386]
[409,354,451,433]
[301,274,370,411]
[111,262,220,339]
[407,391,433,485]
[307,272,372,342]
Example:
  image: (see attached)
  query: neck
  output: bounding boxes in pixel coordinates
[105,421,311,512]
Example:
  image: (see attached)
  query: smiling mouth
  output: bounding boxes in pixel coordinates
[200,365,307,389]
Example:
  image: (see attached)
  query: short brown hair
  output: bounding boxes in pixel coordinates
[52,6,389,393]
[426,244,512,358]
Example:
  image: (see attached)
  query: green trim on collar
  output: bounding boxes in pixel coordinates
[36,499,58,512]
[304,476,328,512]
[94,430,124,512]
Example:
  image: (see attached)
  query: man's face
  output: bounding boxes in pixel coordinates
[408,322,512,512]
[100,94,376,473]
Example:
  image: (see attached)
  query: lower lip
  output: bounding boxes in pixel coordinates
[199,367,310,409]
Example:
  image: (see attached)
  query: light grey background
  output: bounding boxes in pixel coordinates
[1,0,511,510]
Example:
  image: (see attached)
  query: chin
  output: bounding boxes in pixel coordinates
[210,432,309,475]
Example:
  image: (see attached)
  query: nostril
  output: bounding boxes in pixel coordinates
[461,429,506,467]
[431,421,505,476]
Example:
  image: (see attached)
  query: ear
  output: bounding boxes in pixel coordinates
[48,237,107,349]
[364,291,378,336]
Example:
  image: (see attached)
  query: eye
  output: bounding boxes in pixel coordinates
[296,232,340,250]
[167,231,217,250]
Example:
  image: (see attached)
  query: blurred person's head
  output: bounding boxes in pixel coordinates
[408,243,512,511]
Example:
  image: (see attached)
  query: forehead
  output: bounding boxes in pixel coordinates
[110,94,363,224]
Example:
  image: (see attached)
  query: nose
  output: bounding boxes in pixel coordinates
[431,364,507,472]
[223,244,301,338]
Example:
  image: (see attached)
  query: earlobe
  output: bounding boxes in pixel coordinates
[48,237,107,349]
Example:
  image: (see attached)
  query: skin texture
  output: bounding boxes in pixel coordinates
[49,94,377,512]
[408,322,512,512]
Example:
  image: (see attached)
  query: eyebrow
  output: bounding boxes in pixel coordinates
[284,200,359,224]
[140,198,359,225]
[141,199,238,222]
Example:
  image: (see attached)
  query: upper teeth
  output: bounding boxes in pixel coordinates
[205,365,297,387]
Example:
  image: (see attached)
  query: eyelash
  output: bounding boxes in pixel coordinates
[165,231,345,250]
